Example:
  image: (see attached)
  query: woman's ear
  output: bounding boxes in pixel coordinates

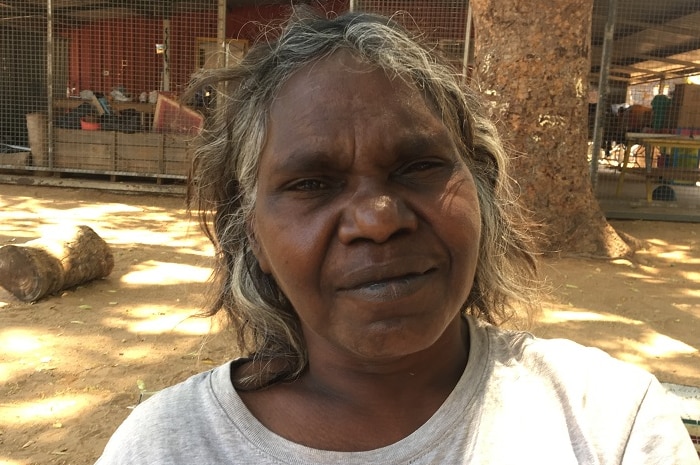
[247,220,271,274]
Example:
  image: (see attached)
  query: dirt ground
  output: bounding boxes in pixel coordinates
[0,183,698,465]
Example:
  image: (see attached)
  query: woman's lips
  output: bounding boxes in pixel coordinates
[338,268,436,302]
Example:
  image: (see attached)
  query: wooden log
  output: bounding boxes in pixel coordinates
[0,225,114,302]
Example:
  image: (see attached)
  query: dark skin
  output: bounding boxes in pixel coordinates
[238,318,469,451]
[238,52,480,451]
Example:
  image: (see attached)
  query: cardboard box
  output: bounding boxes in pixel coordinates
[670,84,700,128]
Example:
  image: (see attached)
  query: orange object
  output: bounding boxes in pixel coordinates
[152,93,203,135]
[80,118,101,131]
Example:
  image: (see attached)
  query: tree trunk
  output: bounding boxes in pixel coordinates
[0,225,114,302]
[469,0,633,257]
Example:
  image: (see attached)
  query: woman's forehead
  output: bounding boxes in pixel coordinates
[274,50,422,103]
[268,54,442,134]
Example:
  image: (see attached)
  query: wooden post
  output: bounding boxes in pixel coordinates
[26,113,48,168]
[0,225,114,302]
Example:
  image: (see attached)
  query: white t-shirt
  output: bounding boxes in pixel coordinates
[95,317,699,464]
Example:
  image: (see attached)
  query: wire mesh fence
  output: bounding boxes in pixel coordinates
[0,0,470,187]
[591,0,700,220]
[1,0,699,222]
[351,0,471,74]
[0,1,347,186]
[1,1,222,182]
[0,0,464,188]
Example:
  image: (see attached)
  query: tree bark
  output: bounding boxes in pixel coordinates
[0,225,114,302]
[469,0,633,257]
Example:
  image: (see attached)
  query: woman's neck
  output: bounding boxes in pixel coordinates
[236,316,470,451]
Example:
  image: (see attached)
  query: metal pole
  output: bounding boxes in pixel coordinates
[657,75,666,96]
[349,0,355,12]
[215,0,227,109]
[162,19,171,91]
[218,0,226,60]
[462,3,472,82]
[590,0,618,189]
[46,0,54,169]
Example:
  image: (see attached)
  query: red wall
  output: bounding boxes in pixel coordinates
[61,1,471,97]
[63,12,217,96]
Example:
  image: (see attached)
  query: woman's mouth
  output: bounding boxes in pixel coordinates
[339,269,435,302]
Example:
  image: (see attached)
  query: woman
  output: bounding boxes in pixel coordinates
[96,10,698,464]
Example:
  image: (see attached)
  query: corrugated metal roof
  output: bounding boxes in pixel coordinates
[591,0,700,85]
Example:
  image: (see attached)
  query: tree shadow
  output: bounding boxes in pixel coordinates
[535,219,700,387]
[0,184,237,464]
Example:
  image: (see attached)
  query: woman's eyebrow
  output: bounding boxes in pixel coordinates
[269,149,342,173]
[268,131,453,173]
[393,132,454,156]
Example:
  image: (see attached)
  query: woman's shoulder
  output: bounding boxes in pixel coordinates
[467,321,698,463]
[96,362,237,464]
[477,321,655,396]
[138,362,228,410]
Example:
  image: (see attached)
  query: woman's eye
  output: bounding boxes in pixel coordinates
[409,161,439,171]
[401,159,446,174]
[290,179,327,191]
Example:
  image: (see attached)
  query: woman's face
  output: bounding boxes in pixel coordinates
[251,53,481,362]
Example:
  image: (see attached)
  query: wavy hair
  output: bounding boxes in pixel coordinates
[186,9,539,388]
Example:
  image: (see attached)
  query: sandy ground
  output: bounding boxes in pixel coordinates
[0,184,698,465]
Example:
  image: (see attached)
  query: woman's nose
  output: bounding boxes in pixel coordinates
[338,191,418,244]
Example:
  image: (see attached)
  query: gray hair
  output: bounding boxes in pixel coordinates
[186,9,539,389]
